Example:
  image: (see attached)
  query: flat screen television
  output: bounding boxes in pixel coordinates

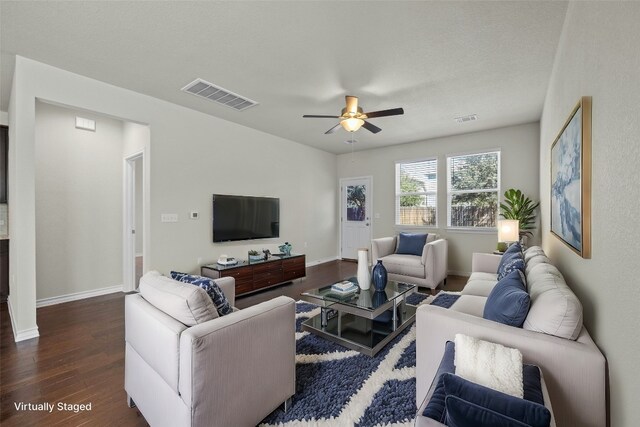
[212,194,280,242]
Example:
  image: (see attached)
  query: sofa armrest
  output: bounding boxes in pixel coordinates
[422,239,448,284]
[372,236,396,261]
[416,304,605,427]
[179,296,296,426]
[125,294,187,393]
[471,252,501,273]
[213,276,235,307]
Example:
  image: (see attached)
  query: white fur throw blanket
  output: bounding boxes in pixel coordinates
[454,334,524,398]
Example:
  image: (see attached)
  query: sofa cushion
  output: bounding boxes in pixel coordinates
[523,266,583,340]
[450,295,487,318]
[442,374,551,427]
[139,271,219,326]
[523,246,545,262]
[462,276,498,297]
[483,270,530,328]
[380,254,425,278]
[525,254,551,275]
[396,232,428,256]
[170,271,233,316]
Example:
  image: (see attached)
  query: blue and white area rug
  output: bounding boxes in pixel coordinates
[260,293,429,427]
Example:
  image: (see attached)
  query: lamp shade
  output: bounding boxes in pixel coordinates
[498,219,519,242]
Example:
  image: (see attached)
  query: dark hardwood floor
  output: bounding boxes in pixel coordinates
[0,260,466,426]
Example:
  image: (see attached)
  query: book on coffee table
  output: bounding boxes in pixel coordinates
[331,280,358,294]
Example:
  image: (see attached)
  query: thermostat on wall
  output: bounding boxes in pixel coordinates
[190,211,199,220]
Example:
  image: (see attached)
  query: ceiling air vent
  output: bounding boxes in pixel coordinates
[181,78,258,111]
[454,114,478,124]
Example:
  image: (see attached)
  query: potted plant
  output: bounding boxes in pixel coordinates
[248,250,263,262]
[499,188,540,247]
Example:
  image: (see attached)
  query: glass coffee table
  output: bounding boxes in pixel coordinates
[301,279,416,356]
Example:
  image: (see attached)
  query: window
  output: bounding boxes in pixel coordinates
[447,151,500,228]
[395,158,437,227]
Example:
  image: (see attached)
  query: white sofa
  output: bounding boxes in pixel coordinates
[416,247,606,427]
[125,272,296,427]
[371,234,448,293]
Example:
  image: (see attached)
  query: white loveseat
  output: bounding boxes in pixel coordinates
[416,247,606,427]
[371,234,448,294]
[125,272,296,427]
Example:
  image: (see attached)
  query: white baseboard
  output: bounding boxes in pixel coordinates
[36,285,123,308]
[7,297,40,342]
[306,256,339,268]
[447,270,471,277]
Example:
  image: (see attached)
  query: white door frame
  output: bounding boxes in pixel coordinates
[339,176,373,260]
[123,150,145,292]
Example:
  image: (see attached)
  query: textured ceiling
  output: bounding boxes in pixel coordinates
[0,1,567,154]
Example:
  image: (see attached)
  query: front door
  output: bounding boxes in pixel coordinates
[340,177,372,260]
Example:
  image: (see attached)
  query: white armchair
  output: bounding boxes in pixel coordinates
[125,273,296,427]
[371,234,448,294]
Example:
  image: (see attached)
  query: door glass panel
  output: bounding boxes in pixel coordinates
[346,185,366,221]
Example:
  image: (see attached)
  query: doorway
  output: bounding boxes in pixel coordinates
[124,152,144,291]
[340,176,373,260]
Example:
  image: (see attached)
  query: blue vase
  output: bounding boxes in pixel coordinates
[372,290,388,308]
[372,260,388,291]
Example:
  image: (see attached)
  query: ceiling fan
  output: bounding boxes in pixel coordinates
[303,96,404,134]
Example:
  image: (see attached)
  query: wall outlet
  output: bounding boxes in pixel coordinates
[190,211,199,220]
[374,213,380,219]
[161,213,178,223]
[304,242,308,248]
[197,257,202,265]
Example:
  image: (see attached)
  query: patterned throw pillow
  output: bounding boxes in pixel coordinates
[170,272,233,316]
[497,256,526,282]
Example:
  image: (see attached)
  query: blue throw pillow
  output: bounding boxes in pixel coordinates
[523,365,545,405]
[422,341,456,421]
[483,269,530,327]
[445,395,531,427]
[396,232,428,256]
[497,242,522,275]
[442,373,551,427]
[497,256,525,281]
[170,272,233,316]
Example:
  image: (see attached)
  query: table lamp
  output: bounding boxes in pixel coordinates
[498,219,519,248]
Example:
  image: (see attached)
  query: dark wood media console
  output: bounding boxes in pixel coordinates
[201,254,306,296]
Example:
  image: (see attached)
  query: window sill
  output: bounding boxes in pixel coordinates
[445,227,497,234]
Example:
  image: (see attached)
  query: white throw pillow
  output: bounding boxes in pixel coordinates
[139,271,219,326]
[454,334,524,398]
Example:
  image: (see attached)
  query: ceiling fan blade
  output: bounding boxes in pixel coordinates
[362,121,382,134]
[303,115,340,118]
[324,123,342,134]
[345,96,359,114]
[363,107,404,119]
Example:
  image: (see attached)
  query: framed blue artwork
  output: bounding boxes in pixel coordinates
[551,96,591,258]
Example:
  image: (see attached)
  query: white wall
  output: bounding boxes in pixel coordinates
[8,56,338,340]
[35,101,124,300]
[539,3,640,425]
[337,122,540,274]
[0,111,7,126]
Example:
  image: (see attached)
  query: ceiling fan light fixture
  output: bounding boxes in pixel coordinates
[340,118,364,132]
